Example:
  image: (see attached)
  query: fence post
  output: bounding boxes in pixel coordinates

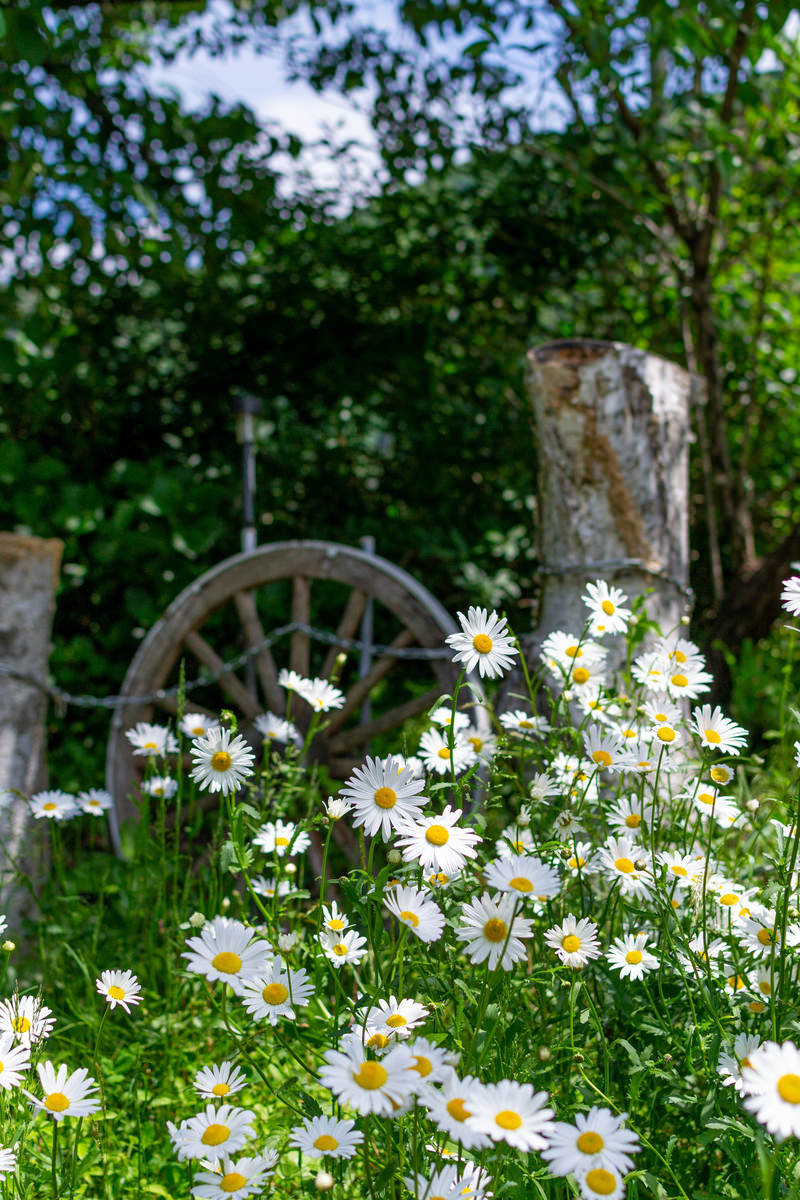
[0,533,63,929]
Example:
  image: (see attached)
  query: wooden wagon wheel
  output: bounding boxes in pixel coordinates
[105,540,488,855]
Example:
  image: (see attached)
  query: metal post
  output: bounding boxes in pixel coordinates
[232,393,263,555]
[358,536,375,730]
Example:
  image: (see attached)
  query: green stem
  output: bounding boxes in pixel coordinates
[50,1119,59,1200]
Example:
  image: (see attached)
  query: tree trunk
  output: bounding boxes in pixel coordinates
[0,533,62,931]
[501,339,693,704]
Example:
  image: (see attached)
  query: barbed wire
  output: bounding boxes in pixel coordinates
[538,557,694,601]
[0,620,453,712]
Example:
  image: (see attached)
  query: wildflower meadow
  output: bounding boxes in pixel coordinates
[3,575,800,1200]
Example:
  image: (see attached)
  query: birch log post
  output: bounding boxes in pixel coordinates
[0,533,62,929]
[504,339,694,700]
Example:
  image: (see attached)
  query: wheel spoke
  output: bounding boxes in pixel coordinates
[290,575,311,677]
[320,588,367,680]
[326,628,415,735]
[327,686,442,754]
[183,630,262,720]
[233,590,284,714]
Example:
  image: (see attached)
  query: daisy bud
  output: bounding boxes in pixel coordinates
[562,689,573,701]
[278,932,297,952]
[220,709,237,731]
[284,862,298,876]
[325,797,350,820]
[189,911,206,928]
[315,1171,335,1191]
[516,811,531,827]
[387,849,402,865]
[663,1053,673,1063]
[573,1051,584,1063]
[745,799,759,812]
[221,896,231,910]
[681,614,691,625]
[537,1046,552,1063]
[634,857,649,871]
[2,940,14,952]
[335,653,347,668]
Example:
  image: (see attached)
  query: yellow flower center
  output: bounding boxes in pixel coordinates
[446,1097,471,1122]
[565,645,582,658]
[577,1130,605,1153]
[727,974,746,990]
[437,747,451,759]
[584,1169,617,1196]
[201,1123,230,1146]
[262,982,289,1005]
[332,944,348,956]
[719,893,739,906]
[749,1001,767,1013]
[777,1074,800,1104]
[518,719,534,728]
[568,857,585,869]
[143,741,158,750]
[108,986,126,1000]
[352,1062,388,1090]
[43,802,57,811]
[468,736,483,751]
[625,814,641,828]
[704,728,722,744]
[212,1082,230,1096]
[413,1055,433,1077]
[495,1109,522,1130]
[562,934,581,953]
[711,766,730,782]
[425,824,449,846]
[698,792,715,805]
[211,751,232,772]
[757,928,774,945]
[313,1134,339,1152]
[614,857,635,874]
[275,836,290,846]
[45,1092,70,1113]
[601,599,615,615]
[220,1174,247,1193]
[573,667,590,684]
[759,980,772,995]
[367,1033,389,1048]
[192,725,206,735]
[509,876,534,892]
[593,750,613,766]
[472,633,493,653]
[385,1014,407,1028]
[670,673,688,688]
[327,918,345,931]
[740,1057,752,1069]
[374,787,397,809]
[656,726,676,742]
[399,910,420,927]
[483,918,507,943]
[625,950,643,964]
[671,865,688,876]
[212,951,242,974]
[12,1016,30,1033]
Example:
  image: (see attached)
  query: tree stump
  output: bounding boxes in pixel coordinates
[0,534,62,930]
[503,339,694,701]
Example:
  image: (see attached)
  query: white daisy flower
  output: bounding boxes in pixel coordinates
[320,928,368,967]
[340,755,427,840]
[253,711,301,745]
[554,808,587,840]
[393,805,482,876]
[298,676,345,712]
[383,885,444,943]
[718,1034,763,1094]
[666,661,713,700]
[0,995,55,1046]
[189,728,255,795]
[319,1042,417,1116]
[0,1147,16,1177]
[278,668,310,692]
[456,893,533,970]
[125,722,178,756]
[737,913,798,958]
[544,914,601,969]
[252,819,311,857]
[424,1069,492,1149]
[190,1153,278,1199]
[529,771,559,800]
[324,795,352,819]
[0,1032,31,1088]
[321,901,349,934]
[631,649,670,692]
[582,580,632,635]
[29,790,79,821]
[749,966,777,1002]
[606,933,658,981]
[403,1165,484,1200]
[77,788,113,815]
[405,1037,457,1091]
[140,776,179,800]
[583,728,626,772]
[578,1167,626,1200]
[445,606,519,678]
[542,1105,640,1177]
[182,917,272,996]
[25,1062,100,1121]
[483,853,561,899]
[564,841,597,876]
[708,762,736,786]
[608,794,653,835]
[429,705,471,731]
[289,1115,364,1159]
[466,1078,554,1151]
[363,996,429,1040]
[742,1041,800,1138]
[541,631,606,681]
[418,729,477,775]
[180,1104,257,1160]
[495,823,536,857]
[598,836,652,897]
[499,709,551,737]
[193,1061,247,1100]
[95,970,142,1013]
[240,962,314,1025]
[463,727,498,761]
[250,875,291,899]
[692,704,748,754]
[180,713,220,739]
[657,850,699,887]
[780,575,800,616]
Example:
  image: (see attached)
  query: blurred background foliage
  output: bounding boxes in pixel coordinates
[2,0,800,786]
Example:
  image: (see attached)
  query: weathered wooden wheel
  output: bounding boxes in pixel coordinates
[106,540,487,854]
